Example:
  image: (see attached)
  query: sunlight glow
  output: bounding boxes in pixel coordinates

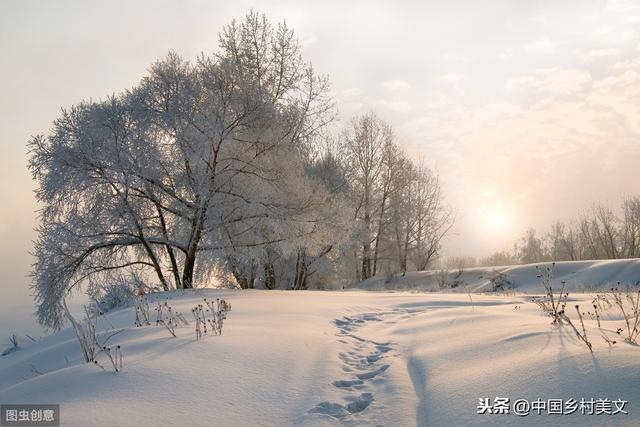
[479,206,509,231]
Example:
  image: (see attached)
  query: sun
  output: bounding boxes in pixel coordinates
[486,210,506,228]
[480,207,508,230]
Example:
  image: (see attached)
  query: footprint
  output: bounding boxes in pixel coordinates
[339,352,363,367]
[365,353,381,363]
[311,310,397,420]
[334,318,352,327]
[309,393,373,418]
[332,379,364,388]
[356,364,389,380]
[309,402,348,418]
[346,393,374,413]
[345,333,370,343]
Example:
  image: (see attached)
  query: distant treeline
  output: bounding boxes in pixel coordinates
[441,196,640,269]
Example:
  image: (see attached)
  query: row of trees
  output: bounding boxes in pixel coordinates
[517,197,640,263]
[446,197,640,269]
[29,12,452,329]
[342,114,452,281]
[222,112,452,291]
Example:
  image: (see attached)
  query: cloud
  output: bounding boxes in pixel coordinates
[574,48,621,62]
[372,99,412,113]
[589,25,636,45]
[530,14,547,25]
[405,60,640,247]
[441,73,470,83]
[299,33,319,48]
[331,86,412,113]
[523,38,557,54]
[442,53,475,63]
[498,48,514,60]
[380,79,411,90]
[505,69,592,95]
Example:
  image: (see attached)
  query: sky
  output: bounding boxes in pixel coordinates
[1,0,639,305]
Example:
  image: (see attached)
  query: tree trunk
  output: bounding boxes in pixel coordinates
[361,243,371,280]
[293,249,308,290]
[264,261,276,290]
[181,197,209,289]
[372,192,388,277]
[181,249,196,289]
[155,202,182,289]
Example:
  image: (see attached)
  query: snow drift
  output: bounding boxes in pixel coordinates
[357,258,640,293]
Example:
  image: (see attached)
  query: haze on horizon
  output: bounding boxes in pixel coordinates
[1,0,639,305]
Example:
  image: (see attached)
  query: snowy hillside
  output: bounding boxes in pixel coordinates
[358,259,640,293]
[2,282,640,426]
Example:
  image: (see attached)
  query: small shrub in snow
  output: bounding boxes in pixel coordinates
[217,298,232,312]
[601,332,617,349]
[559,305,593,353]
[589,293,618,347]
[134,293,151,327]
[193,298,231,340]
[531,263,594,352]
[487,270,513,292]
[1,334,19,356]
[533,263,568,324]
[64,300,124,372]
[64,301,99,363]
[611,284,640,344]
[155,301,189,337]
[133,294,189,337]
[94,345,123,372]
[594,292,613,311]
[435,268,465,289]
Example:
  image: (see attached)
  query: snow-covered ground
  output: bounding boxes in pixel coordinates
[0,305,47,341]
[1,261,640,426]
[359,258,640,293]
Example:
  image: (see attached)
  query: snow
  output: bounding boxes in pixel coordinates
[0,305,46,341]
[2,261,640,426]
[358,258,640,293]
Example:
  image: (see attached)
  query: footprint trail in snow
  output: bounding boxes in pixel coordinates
[308,310,405,424]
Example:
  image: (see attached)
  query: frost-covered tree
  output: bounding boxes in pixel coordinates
[516,228,549,264]
[546,221,577,261]
[219,136,354,291]
[28,11,334,329]
[338,114,452,279]
[341,113,389,280]
[496,195,640,265]
[479,251,517,267]
[371,137,409,276]
[405,165,453,272]
[621,196,640,258]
